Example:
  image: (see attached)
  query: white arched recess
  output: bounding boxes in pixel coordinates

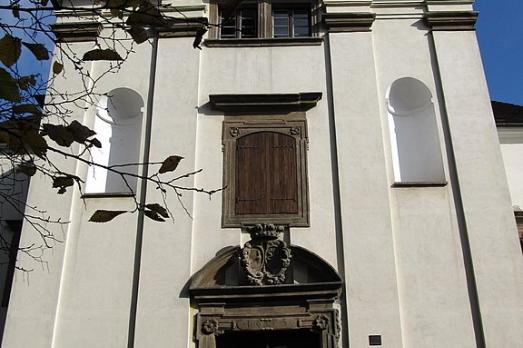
[85,88,144,194]
[386,78,445,184]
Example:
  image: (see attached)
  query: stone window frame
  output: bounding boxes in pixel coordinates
[222,116,309,228]
[207,0,322,40]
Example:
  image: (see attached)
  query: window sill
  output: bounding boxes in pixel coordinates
[81,192,135,199]
[391,182,448,188]
[204,37,323,47]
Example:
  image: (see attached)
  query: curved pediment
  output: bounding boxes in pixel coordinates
[189,244,342,294]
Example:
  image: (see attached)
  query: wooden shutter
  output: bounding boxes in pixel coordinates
[236,132,267,214]
[268,133,298,214]
[235,132,298,215]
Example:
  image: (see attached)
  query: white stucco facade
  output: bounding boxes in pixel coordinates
[1,1,522,348]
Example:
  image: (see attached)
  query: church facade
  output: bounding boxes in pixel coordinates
[1,0,523,347]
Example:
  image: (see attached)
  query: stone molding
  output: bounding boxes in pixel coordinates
[51,22,103,42]
[195,306,340,348]
[323,12,376,32]
[425,11,478,31]
[210,93,322,112]
[204,37,324,47]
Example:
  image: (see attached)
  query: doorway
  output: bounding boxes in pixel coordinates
[216,329,320,348]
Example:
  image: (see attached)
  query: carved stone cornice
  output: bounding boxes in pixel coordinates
[425,11,478,31]
[209,93,322,112]
[157,18,208,38]
[323,12,376,32]
[51,22,103,43]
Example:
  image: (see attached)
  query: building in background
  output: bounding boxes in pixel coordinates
[1,1,523,347]
[494,101,523,250]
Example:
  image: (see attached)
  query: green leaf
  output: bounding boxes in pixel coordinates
[158,155,183,174]
[18,75,36,90]
[145,203,169,218]
[82,49,123,61]
[0,34,22,67]
[0,67,20,102]
[144,209,166,222]
[18,161,37,177]
[23,42,49,60]
[89,210,127,223]
[13,104,41,115]
[52,61,63,75]
[41,124,75,147]
[52,176,75,194]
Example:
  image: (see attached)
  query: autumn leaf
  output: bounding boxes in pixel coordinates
[88,138,102,148]
[67,120,96,142]
[145,203,169,218]
[158,155,183,174]
[52,176,75,194]
[89,210,127,222]
[144,209,166,222]
[23,42,49,60]
[0,34,22,67]
[41,124,75,147]
[82,49,123,61]
[12,5,20,19]
[13,104,41,115]
[52,61,63,75]
[9,130,48,158]
[18,75,36,90]
[18,161,37,177]
[0,67,20,102]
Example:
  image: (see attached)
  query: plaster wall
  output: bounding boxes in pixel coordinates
[372,17,476,346]
[433,30,523,346]
[194,44,338,272]
[328,31,403,347]
[133,37,201,348]
[45,39,153,348]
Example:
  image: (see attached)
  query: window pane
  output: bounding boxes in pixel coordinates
[273,10,290,37]
[240,7,257,38]
[293,10,310,37]
[221,16,237,38]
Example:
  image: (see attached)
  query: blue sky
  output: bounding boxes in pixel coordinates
[475,0,523,105]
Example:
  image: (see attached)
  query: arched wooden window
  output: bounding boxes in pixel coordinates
[222,119,309,227]
[236,132,298,215]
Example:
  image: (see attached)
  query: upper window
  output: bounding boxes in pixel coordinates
[220,5,258,39]
[273,6,310,38]
[222,118,309,227]
[213,1,315,40]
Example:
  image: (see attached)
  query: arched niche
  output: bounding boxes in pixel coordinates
[189,225,342,348]
[85,88,144,194]
[386,78,445,184]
